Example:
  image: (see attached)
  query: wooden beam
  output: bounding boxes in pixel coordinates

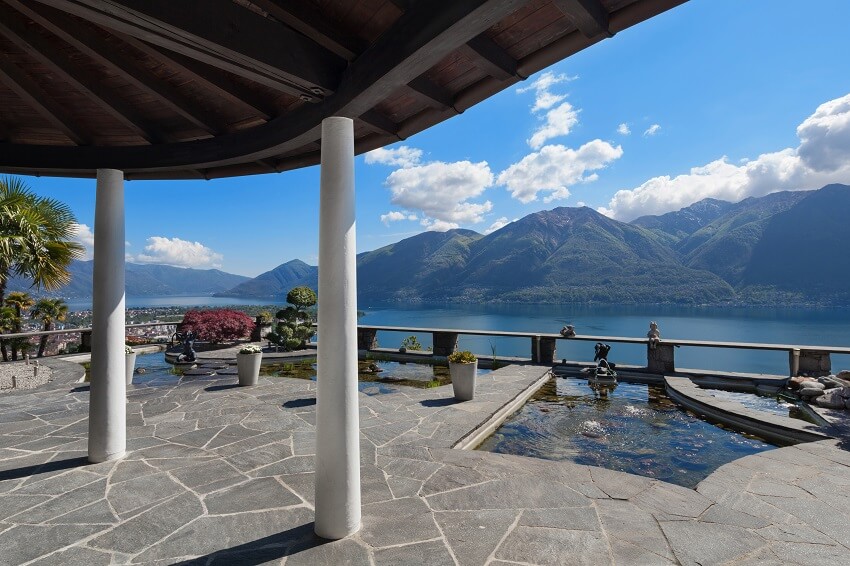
[553,0,613,38]
[0,54,92,145]
[249,0,366,61]
[0,4,164,143]
[406,77,454,110]
[463,34,521,80]
[1,0,528,172]
[359,110,400,139]
[5,0,227,137]
[32,0,347,97]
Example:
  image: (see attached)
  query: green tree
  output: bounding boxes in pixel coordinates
[267,286,317,351]
[31,298,69,358]
[5,291,33,361]
[0,177,83,361]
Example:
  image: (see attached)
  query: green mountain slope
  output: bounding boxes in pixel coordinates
[213,259,317,299]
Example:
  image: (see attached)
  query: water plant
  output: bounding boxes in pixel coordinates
[400,335,422,351]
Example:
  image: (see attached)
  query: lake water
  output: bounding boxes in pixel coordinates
[73,297,850,376]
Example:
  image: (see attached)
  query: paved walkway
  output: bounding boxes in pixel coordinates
[0,355,849,565]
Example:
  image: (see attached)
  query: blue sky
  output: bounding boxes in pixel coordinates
[18,0,850,277]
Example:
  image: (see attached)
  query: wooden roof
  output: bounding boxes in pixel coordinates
[0,0,687,180]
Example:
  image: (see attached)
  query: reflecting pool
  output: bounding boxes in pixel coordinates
[478,377,776,488]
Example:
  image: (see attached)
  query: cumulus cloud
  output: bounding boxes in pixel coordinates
[644,124,661,136]
[528,102,580,149]
[483,217,510,235]
[497,140,624,203]
[601,92,850,221]
[517,71,576,112]
[421,219,460,232]
[130,236,223,268]
[380,211,418,225]
[385,160,494,224]
[617,123,631,135]
[365,146,423,168]
[71,223,94,260]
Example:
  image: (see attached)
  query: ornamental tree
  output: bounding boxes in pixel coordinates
[267,286,316,351]
[180,309,254,343]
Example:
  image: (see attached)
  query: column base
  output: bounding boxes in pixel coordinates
[87,450,126,464]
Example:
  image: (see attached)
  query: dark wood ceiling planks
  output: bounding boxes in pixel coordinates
[0,0,687,179]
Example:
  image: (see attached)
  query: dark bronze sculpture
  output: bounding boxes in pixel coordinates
[175,331,196,362]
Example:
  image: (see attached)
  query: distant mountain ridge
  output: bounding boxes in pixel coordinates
[8,261,250,298]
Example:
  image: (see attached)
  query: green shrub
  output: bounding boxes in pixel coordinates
[447,350,476,364]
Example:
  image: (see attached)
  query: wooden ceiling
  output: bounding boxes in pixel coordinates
[0,0,687,180]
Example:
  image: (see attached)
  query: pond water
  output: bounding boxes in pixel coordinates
[478,377,776,488]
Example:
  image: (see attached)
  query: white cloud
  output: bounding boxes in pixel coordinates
[380,211,417,225]
[528,102,580,149]
[71,223,94,260]
[497,140,624,203]
[517,71,576,113]
[385,160,494,224]
[617,123,631,135]
[130,236,223,268]
[644,124,661,136]
[576,201,586,207]
[483,217,510,235]
[365,146,423,168]
[601,92,850,221]
[421,219,460,232]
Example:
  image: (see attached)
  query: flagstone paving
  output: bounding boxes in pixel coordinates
[1,356,849,565]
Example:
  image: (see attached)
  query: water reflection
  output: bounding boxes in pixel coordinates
[478,377,775,488]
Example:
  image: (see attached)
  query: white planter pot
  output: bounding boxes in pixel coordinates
[237,352,262,386]
[449,360,477,401]
[125,353,137,386]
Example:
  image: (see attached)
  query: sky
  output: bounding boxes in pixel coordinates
[16,0,850,278]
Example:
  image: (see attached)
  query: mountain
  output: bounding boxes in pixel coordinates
[8,261,250,298]
[632,198,735,243]
[213,259,317,299]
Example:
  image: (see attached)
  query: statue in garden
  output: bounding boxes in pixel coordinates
[594,342,611,362]
[647,321,661,350]
[560,325,576,338]
[176,330,196,362]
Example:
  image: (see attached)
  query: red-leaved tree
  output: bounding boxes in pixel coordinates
[180,309,255,343]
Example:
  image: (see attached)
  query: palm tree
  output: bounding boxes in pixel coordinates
[0,306,15,362]
[0,176,83,361]
[5,291,33,361]
[31,298,69,358]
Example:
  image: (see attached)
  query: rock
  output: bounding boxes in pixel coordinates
[815,390,847,409]
[800,388,824,399]
[836,370,850,380]
[800,382,825,391]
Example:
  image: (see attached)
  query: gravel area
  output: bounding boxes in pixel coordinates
[0,359,53,392]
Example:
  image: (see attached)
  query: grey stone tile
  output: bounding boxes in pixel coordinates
[659,520,766,566]
[435,509,519,566]
[596,500,674,562]
[9,478,107,523]
[91,492,204,554]
[373,539,455,566]
[250,455,315,477]
[13,469,102,495]
[589,466,654,500]
[629,483,712,518]
[495,525,612,566]
[28,546,113,565]
[387,476,423,499]
[0,524,105,564]
[206,424,264,449]
[287,538,371,566]
[768,541,850,566]
[0,493,52,521]
[360,497,441,547]
[110,459,159,484]
[608,538,678,566]
[426,476,588,511]
[46,498,118,525]
[699,503,772,529]
[107,472,185,516]
[205,477,302,514]
[169,458,244,490]
[166,426,224,448]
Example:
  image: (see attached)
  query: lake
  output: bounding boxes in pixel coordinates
[72,296,850,376]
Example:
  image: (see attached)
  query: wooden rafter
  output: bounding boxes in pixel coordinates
[4,0,225,137]
[31,0,347,97]
[553,0,613,38]
[248,0,366,61]
[359,110,400,139]
[0,3,164,142]
[406,77,454,110]
[463,34,521,80]
[0,53,92,145]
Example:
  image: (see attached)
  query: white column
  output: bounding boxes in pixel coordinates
[314,117,361,539]
[88,168,126,463]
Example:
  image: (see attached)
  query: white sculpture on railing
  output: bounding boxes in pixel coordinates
[647,321,661,350]
[560,325,576,338]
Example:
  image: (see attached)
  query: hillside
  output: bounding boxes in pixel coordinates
[213,259,318,299]
[8,261,250,298]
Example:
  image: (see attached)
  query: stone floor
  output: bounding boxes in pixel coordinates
[1,354,849,565]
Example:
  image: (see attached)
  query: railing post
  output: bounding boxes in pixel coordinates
[432,332,458,356]
[647,343,675,374]
[531,336,540,363]
[789,348,800,377]
[798,349,831,377]
[357,328,378,351]
[79,330,93,353]
[531,336,556,364]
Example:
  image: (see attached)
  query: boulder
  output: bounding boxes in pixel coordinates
[837,370,850,380]
[800,388,824,399]
[816,389,847,409]
[800,381,825,391]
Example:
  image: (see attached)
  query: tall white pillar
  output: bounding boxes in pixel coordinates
[314,117,361,539]
[88,168,126,463]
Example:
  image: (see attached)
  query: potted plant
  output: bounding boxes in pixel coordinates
[447,350,477,401]
[237,345,263,386]
[125,345,136,386]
